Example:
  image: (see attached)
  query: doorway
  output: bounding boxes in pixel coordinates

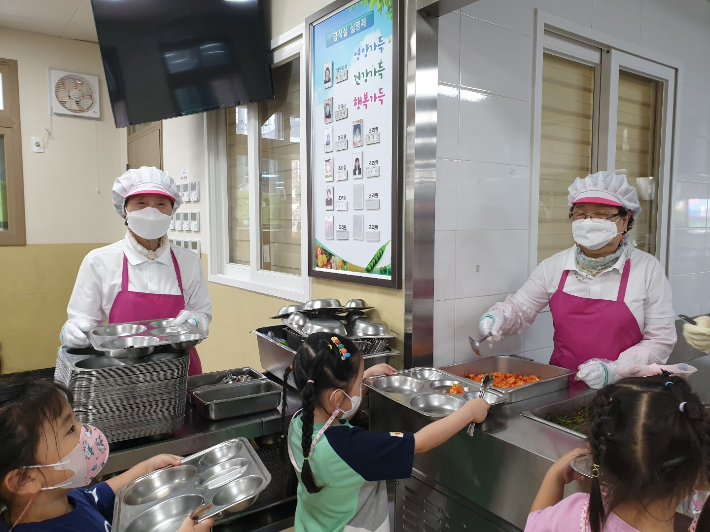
[127,121,162,170]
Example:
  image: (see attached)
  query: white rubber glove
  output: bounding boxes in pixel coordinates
[683,315,710,352]
[576,359,623,389]
[478,308,506,341]
[60,316,96,348]
[174,310,210,335]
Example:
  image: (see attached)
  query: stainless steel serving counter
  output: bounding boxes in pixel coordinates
[370,354,710,531]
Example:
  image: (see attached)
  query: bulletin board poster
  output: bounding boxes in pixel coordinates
[307,0,400,288]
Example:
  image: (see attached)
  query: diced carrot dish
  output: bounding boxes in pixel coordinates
[466,372,540,388]
[446,383,466,394]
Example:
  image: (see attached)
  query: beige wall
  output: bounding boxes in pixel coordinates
[0,29,126,373]
[263,0,331,41]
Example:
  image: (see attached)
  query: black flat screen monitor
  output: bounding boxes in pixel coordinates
[91,0,274,127]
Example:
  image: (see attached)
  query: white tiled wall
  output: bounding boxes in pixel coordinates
[433,0,710,367]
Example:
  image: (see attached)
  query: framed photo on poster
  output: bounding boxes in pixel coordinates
[306,0,401,288]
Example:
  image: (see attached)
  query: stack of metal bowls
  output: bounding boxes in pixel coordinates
[54,347,189,442]
[346,318,396,354]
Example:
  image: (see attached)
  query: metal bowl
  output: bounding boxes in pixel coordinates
[301,318,348,337]
[194,458,249,491]
[272,304,305,318]
[345,311,368,323]
[150,326,190,335]
[348,319,390,337]
[100,336,160,358]
[410,394,465,416]
[148,319,178,328]
[123,465,198,505]
[429,380,471,393]
[75,357,133,370]
[212,475,264,514]
[282,311,309,332]
[303,298,342,310]
[92,324,147,337]
[198,441,243,467]
[409,368,445,381]
[124,494,205,532]
[371,375,424,394]
[344,298,372,309]
[166,334,202,351]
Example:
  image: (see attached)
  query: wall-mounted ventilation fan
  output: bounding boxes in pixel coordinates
[49,69,101,119]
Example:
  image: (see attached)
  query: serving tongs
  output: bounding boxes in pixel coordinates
[467,373,493,436]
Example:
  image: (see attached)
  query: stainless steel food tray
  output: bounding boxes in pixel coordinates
[439,355,572,403]
[89,319,207,356]
[363,367,507,419]
[520,393,594,439]
[187,367,267,405]
[192,379,283,420]
[113,438,272,531]
[253,325,401,386]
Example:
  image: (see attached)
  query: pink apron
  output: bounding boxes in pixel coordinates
[549,260,642,387]
[109,250,202,375]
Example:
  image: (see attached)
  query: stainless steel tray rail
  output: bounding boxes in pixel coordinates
[112,438,272,531]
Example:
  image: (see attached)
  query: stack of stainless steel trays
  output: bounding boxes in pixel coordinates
[186,368,282,421]
[54,347,188,442]
[363,368,508,418]
[253,325,401,386]
[439,355,572,403]
[113,438,271,531]
[88,319,207,356]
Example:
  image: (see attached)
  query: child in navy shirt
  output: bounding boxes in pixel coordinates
[0,376,212,532]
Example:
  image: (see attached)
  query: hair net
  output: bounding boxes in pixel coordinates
[112,167,182,219]
[567,171,641,216]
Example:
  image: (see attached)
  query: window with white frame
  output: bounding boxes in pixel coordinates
[207,28,309,301]
[534,29,675,266]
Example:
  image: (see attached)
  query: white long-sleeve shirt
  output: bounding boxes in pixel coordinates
[67,234,212,328]
[492,246,676,366]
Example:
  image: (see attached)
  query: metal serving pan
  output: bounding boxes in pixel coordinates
[112,439,271,531]
[519,393,594,439]
[439,355,572,403]
[192,379,282,421]
[187,367,267,404]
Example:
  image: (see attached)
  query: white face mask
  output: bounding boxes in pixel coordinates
[126,207,172,240]
[572,218,622,250]
[331,385,362,419]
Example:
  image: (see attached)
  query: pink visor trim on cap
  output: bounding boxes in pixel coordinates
[572,196,622,207]
[124,189,177,201]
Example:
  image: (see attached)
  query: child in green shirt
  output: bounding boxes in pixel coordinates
[281,333,490,532]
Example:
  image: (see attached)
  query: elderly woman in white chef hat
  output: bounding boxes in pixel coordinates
[60,167,211,375]
[477,171,676,389]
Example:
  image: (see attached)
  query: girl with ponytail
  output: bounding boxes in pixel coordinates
[526,375,710,532]
[280,332,490,532]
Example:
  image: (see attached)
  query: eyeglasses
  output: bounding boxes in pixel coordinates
[569,212,624,222]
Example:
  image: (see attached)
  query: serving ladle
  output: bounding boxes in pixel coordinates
[467,373,494,436]
[468,333,492,356]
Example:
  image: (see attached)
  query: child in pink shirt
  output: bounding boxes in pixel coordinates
[525,376,709,532]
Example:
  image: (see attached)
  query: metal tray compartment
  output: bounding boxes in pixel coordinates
[113,438,271,531]
[253,325,401,386]
[89,319,207,356]
[364,367,507,419]
[520,393,594,438]
[187,367,267,405]
[192,380,282,421]
[439,356,571,403]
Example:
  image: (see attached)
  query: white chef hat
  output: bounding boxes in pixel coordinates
[112,166,182,219]
[567,171,641,216]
